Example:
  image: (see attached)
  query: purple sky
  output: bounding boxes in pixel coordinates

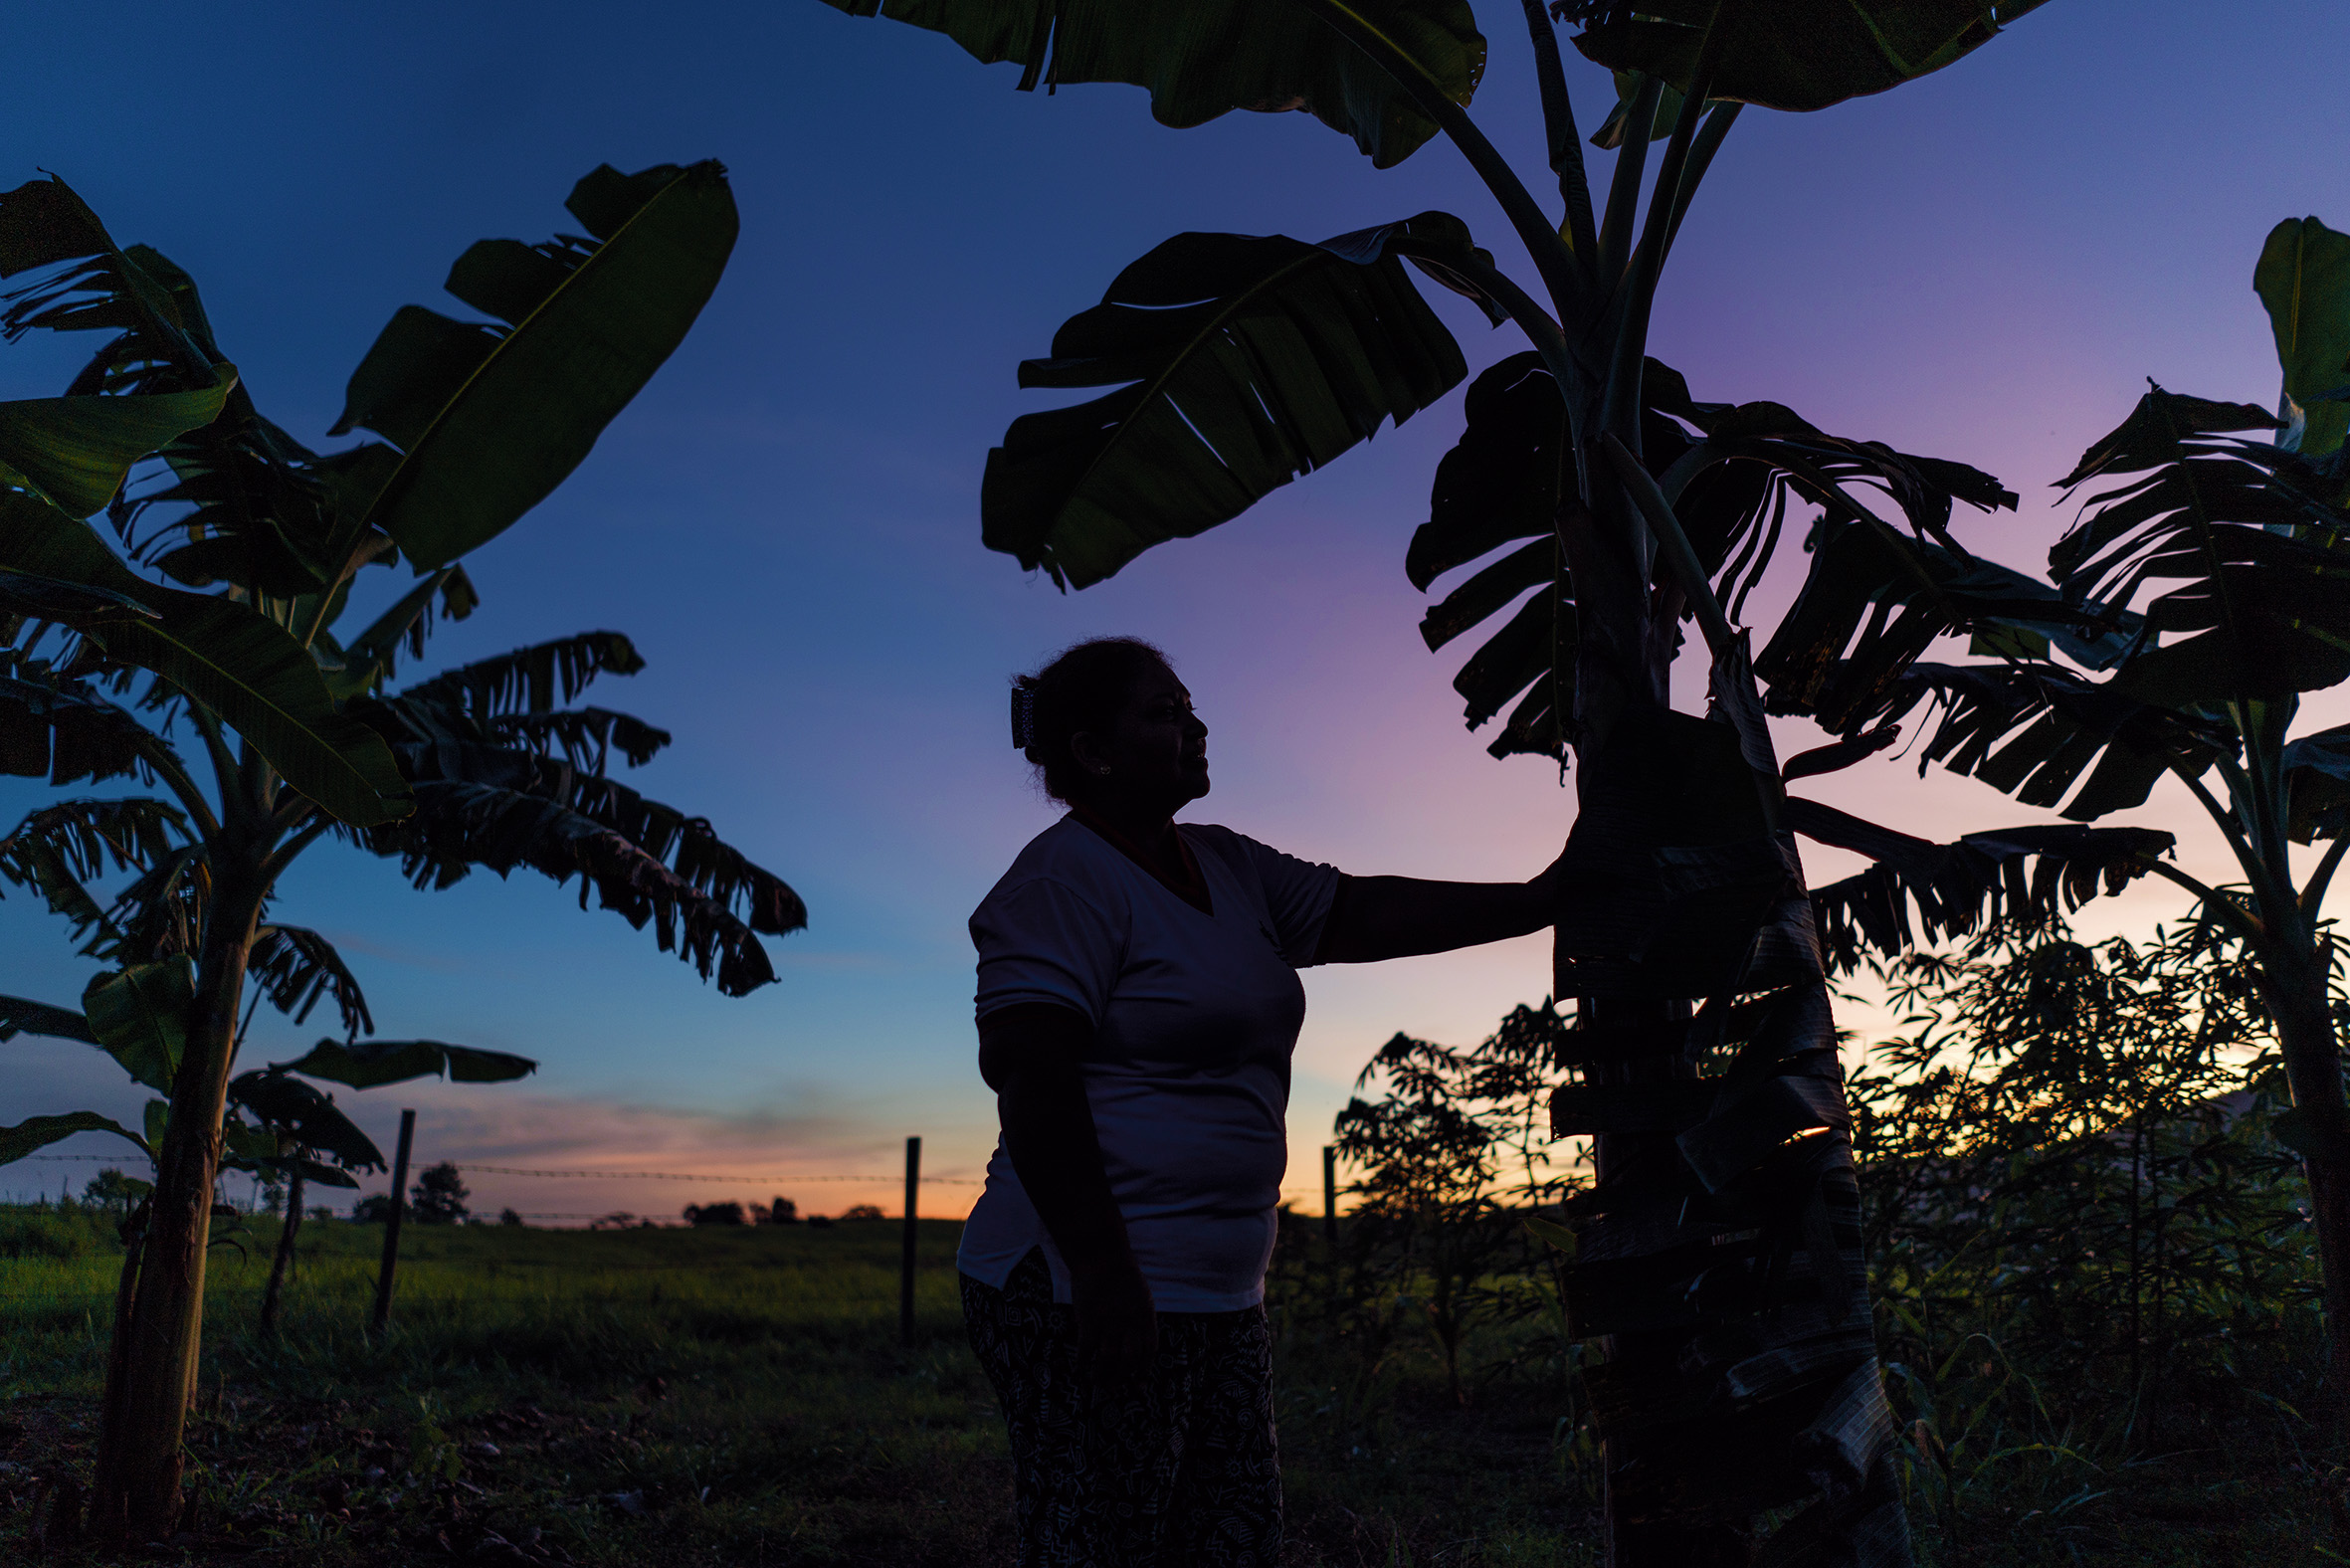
[6,1,2348,1222]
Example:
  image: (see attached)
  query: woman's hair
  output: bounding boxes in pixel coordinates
[1013,637,1171,803]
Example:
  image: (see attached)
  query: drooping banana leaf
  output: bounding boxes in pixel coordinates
[319,565,479,699]
[101,597,414,824]
[0,180,357,598]
[1785,795,2176,975]
[82,958,193,1094]
[246,925,374,1040]
[275,1037,536,1089]
[351,776,794,996]
[818,0,1485,168]
[331,162,738,570]
[0,365,235,517]
[1410,354,2021,761]
[0,492,410,823]
[225,1070,387,1171]
[1755,518,2133,735]
[0,672,157,786]
[2281,722,2350,843]
[2254,215,2350,461]
[493,707,672,773]
[2052,385,2350,709]
[0,993,99,1045]
[397,631,645,721]
[1566,0,2050,114]
[983,215,1481,589]
[330,633,801,995]
[0,568,155,625]
[0,177,216,378]
[1785,661,2227,824]
[0,1110,149,1166]
[0,798,188,917]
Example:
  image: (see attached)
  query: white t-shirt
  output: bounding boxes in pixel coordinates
[957,815,1342,1312]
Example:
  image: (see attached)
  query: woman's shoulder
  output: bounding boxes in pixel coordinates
[975,816,1128,912]
[1179,822,1297,875]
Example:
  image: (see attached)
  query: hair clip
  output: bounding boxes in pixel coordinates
[1011,683,1037,749]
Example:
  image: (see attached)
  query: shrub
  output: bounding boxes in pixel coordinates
[840,1204,884,1222]
[1853,923,2323,1521]
[410,1162,471,1224]
[81,1168,148,1214]
[684,1202,749,1227]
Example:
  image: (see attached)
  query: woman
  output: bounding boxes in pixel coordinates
[960,637,1573,1568]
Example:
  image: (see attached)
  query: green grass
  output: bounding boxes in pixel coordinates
[1,1210,2333,1564]
[0,1213,1597,1566]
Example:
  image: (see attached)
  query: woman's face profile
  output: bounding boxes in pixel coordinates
[1073,662,1211,812]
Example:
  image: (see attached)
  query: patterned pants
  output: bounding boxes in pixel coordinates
[961,1250,1282,1568]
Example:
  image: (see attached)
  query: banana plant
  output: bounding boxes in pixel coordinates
[0,996,533,1334]
[0,161,803,1545]
[816,1,2164,1560]
[1776,213,2350,1414]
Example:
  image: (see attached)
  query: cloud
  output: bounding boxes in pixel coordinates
[322,1080,998,1225]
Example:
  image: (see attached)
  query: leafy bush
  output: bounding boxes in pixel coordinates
[410,1162,471,1225]
[1321,1003,1582,1406]
[81,1169,148,1214]
[1851,922,2323,1534]
[683,1202,748,1227]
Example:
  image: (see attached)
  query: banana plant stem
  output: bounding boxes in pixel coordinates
[1517,0,1599,265]
[2302,833,2350,916]
[1599,432,1734,657]
[1288,0,1592,325]
[1594,77,1662,292]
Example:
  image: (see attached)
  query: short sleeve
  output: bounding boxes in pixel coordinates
[970,877,1123,1025]
[1231,834,1342,967]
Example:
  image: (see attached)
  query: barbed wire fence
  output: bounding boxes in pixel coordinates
[1,1144,984,1314]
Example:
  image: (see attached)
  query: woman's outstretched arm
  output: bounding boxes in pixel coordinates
[1314,849,1567,964]
[976,1002,1156,1382]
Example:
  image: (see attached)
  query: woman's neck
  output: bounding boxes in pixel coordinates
[1072,799,1181,870]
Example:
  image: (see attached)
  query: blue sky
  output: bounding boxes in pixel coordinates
[6,1,2348,1220]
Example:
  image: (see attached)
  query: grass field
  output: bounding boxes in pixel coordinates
[0,1208,2334,1565]
[0,1211,1597,1566]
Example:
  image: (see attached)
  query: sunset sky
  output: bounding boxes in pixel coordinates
[6,1,2348,1222]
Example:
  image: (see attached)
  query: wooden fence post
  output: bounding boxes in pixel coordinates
[900,1136,921,1348]
[1323,1145,1339,1248]
[370,1109,416,1333]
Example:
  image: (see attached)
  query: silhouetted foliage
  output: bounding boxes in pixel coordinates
[409,1162,470,1226]
[1849,922,2323,1528]
[1330,1002,1581,1405]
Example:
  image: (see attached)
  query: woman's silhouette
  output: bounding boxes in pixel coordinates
[960,637,1581,1567]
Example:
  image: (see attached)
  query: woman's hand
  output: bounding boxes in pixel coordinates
[1070,1254,1157,1385]
[1527,843,1571,909]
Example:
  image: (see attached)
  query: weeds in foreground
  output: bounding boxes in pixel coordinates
[2,1216,1599,1566]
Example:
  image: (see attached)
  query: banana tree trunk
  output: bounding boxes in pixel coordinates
[85,867,265,1545]
[259,1158,305,1337]
[1559,479,1751,1565]
[1555,464,1906,1565]
[2261,932,2350,1414]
